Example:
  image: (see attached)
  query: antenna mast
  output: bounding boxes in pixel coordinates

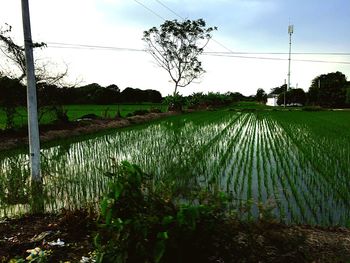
[287,24,294,92]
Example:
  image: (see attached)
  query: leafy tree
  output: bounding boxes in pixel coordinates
[255,88,267,104]
[277,88,306,106]
[270,84,287,95]
[121,87,143,103]
[143,19,216,96]
[308,71,347,108]
[225,92,245,102]
[106,84,120,93]
[346,85,350,106]
[307,85,319,105]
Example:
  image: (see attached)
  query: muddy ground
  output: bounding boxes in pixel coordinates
[0,210,350,262]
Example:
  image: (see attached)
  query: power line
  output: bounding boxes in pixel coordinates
[47,41,350,56]
[154,0,184,20]
[45,41,350,64]
[138,0,350,60]
[133,0,166,20]
[203,53,350,64]
[134,0,235,53]
[153,0,235,53]
[47,42,145,52]
[205,51,350,56]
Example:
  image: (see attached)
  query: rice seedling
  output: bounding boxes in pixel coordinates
[0,110,349,226]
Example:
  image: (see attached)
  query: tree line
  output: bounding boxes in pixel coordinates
[0,76,163,129]
[255,71,350,108]
[0,78,162,106]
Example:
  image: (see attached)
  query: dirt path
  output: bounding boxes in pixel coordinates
[1,212,349,262]
[0,112,178,151]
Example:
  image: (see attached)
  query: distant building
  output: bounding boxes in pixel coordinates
[266,94,278,106]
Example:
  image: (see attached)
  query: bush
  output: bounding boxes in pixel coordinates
[302,106,325,111]
[149,108,162,113]
[126,109,149,117]
[94,161,234,263]
[164,94,186,112]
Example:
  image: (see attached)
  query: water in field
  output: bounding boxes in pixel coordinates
[1,111,350,226]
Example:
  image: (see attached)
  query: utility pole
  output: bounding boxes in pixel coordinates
[287,24,294,92]
[21,0,41,183]
[284,79,286,108]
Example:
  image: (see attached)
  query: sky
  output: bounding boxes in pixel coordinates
[1,0,350,96]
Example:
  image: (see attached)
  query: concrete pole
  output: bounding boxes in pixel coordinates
[287,25,293,92]
[284,79,286,108]
[21,0,41,182]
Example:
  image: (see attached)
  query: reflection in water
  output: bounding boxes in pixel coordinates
[0,112,349,226]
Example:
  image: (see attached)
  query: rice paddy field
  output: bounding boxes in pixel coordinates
[0,109,350,226]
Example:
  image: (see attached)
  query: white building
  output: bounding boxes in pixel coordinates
[266,94,278,106]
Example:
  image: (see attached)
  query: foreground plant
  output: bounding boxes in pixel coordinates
[9,247,51,263]
[94,161,234,263]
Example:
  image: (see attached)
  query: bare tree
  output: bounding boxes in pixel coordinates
[0,24,68,85]
[0,24,72,125]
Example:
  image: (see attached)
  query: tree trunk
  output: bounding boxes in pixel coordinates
[173,83,178,97]
[169,82,182,112]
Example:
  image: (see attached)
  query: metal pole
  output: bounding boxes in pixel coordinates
[284,79,286,108]
[287,25,293,92]
[21,0,41,182]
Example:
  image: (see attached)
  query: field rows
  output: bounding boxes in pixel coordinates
[0,111,349,226]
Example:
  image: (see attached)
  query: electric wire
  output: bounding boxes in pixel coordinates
[154,0,184,20]
[45,41,350,65]
[41,1,350,65]
[133,0,167,20]
[153,0,235,52]
[139,0,350,57]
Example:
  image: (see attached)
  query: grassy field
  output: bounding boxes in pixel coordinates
[1,109,350,226]
[0,103,166,129]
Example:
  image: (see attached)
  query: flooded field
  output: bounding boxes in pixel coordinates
[1,110,350,226]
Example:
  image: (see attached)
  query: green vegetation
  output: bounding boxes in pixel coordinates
[1,109,350,226]
[8,162,316,263]
[94,161,233,262]
[93,161,306,263]
[229,101,272,110]
[0,104,166,129]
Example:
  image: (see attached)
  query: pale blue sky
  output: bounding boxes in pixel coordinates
[1,0,349,96]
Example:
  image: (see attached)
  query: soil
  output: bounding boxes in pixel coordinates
[0,210,96,262]
[0,210,349,262]
[0,112,177,151]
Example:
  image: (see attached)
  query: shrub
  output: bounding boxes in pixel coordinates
[302,106,325,111]
[164,94,186,112]
[126,109,149,117]
[149,108,162,113]
[94,161,233,263]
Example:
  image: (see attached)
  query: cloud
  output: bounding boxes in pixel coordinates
[0,1,349,96]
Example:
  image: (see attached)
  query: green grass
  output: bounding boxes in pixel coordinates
[230,101,273,110]
[1,109,350,226]
[0,103,166,129]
